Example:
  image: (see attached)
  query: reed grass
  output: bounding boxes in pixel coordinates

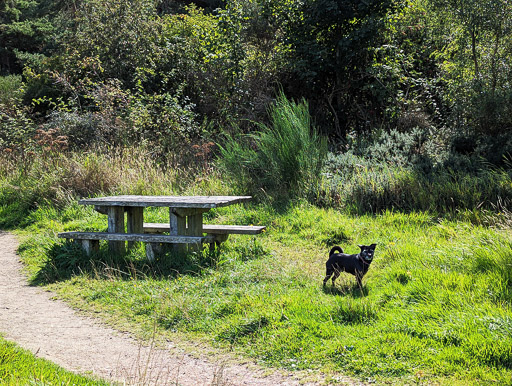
[219,92,327,200]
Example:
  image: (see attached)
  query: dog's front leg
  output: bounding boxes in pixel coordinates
[324,265,334,285]
[355,272,363,288]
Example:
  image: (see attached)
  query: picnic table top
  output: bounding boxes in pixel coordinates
[79,195,252,209]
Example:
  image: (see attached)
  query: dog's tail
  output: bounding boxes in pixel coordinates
[329,246,343,256]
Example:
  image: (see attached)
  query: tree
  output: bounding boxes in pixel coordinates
[0,0,62,74]
[429,0,512,139]
[432,0,512,81]
[277,0,399,137]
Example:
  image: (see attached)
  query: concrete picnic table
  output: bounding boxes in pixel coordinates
[58,195,265,259]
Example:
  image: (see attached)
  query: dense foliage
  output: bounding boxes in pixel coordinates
[1,0,511,166]
[0,0,511,219]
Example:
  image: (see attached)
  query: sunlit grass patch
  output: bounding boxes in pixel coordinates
[0,337,108,385]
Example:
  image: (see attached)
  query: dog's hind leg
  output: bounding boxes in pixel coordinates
[323,268,333,286]
[331,270,341,285]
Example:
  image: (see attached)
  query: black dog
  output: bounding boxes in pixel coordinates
[323,244,377,287]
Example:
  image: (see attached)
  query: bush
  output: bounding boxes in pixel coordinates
[128,90,200,161]
[219,93,327,200]
[0,103,37,155]
[44,111,121,150]
[366,128,433,168]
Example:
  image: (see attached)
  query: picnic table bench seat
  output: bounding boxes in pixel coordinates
[143,223,265,245]
[58,231,215,243]
[143,223,266,235]
[58,231,215,260]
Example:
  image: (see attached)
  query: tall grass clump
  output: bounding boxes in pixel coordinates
[219,92,327,200]
[320,151,512,214]
[468,239,512,301]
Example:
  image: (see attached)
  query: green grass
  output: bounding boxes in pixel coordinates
[16,202,512,385]
[0,337,110,385]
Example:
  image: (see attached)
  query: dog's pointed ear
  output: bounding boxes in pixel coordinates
[358,244,363,249]
[370,243,377,248]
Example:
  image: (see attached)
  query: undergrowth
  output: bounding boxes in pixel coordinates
[320,152,512,214]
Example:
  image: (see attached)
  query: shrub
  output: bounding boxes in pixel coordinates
[128,90,200,162]
[44,111,120,150]
[0,103,37,156]
[366,128,433,168]
[219,93,327,200]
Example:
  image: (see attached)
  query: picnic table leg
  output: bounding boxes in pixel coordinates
[187,213,203,253]
[126,207,144,249]
[108,206,125,254]
[170,209,187,254]
[209,234,228,252]
[145,242,162,262]
[81,239,99,256]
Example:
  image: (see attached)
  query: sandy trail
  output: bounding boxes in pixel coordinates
[0,231,334,385]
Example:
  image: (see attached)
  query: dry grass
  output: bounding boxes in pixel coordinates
[0,146,228,227]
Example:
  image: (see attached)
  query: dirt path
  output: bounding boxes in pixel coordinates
[0,231,349,385]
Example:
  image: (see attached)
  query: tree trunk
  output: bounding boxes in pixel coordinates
[471,26,479,78]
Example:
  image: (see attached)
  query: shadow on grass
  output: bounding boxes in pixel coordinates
[323,283,377,324]
[322,282,368,298]
[0,201,35,230]
[31,240,223,285]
